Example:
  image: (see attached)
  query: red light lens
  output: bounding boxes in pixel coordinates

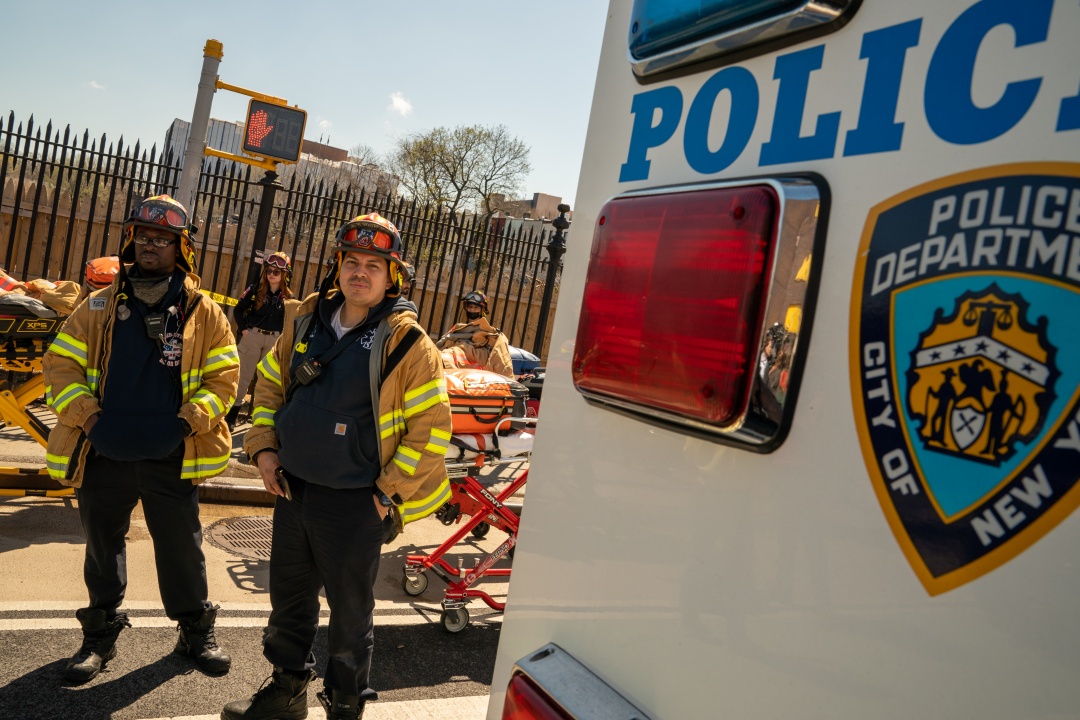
[503,673,573,720]
[572,185,777,427]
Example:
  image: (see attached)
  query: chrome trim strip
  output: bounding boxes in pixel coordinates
[575,175,827,452]
[511,643,653,720]
[629,0,859,78]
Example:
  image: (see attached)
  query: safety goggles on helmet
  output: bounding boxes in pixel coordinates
[338,225,397,251]
[134,197,189,233]
[463,291,488,307]
[265,252,290,270]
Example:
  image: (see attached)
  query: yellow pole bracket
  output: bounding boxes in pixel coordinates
[204,147,279,172]
[214,79,288,106]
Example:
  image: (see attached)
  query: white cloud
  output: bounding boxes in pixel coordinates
[318,119,332,130]
[89,81,105,90]
[388,92,413,118]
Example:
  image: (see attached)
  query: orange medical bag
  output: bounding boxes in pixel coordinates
[444,368,528,434]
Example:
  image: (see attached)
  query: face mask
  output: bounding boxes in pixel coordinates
[465,310,482,321]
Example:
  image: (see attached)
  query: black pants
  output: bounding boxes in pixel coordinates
[262,474,383,700]
[75,446,209,619]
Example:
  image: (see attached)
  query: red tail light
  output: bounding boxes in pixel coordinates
[503,644,653,719]
[572,178,826,451]
[503,672,573,720]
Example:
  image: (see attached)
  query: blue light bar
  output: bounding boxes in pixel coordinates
[628,0,861,78]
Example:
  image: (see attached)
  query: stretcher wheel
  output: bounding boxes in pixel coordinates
[402,571,428,597]
[471,522,490,539]
[441,607,470,633]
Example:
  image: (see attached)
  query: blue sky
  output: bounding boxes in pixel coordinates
[0,0,609,208]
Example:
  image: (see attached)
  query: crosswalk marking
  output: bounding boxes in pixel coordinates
[0,600,504,631]
[135,693,490,720]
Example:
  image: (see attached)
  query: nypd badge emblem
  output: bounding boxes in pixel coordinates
[851,164,1080,595]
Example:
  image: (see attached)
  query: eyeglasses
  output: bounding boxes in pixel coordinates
[266,254,289,269]
[136,199,188,232]
[265,268,283,276]
[339,223,396,250]
[133,234,178,248]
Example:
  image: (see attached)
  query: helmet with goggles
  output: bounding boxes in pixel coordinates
[462,290,489,311]
[264,251,293,284]
[120,195,198,272]
[331,213,407,293]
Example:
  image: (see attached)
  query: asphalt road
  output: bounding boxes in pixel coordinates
[0,417,524,720]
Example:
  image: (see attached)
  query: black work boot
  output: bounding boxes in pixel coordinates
[221,667,316,720]
[64,609,131,684]
[225,406,241,432]
[316,689,365,719]
[175,603,231,673]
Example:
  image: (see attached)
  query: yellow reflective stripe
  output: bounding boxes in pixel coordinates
[252,407,276,426]
[400,478,452,525]
[181,453,230,479]
[379,410,406,440]
[86,368,101,393]
[392,445,422,476]
[424,428,452,456]
[51,383,92,413]
[181,369,204,395]
[48,333,88,367]
[402,379,448,418]
[191,389,227,417]
[258,353,282,386]
[46,453,69,480]
[204,344,240,373]
[44,384,53,404]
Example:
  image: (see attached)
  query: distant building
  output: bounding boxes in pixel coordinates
[301,139,348,163]
[164,118,245,170]
[493,192,569,220]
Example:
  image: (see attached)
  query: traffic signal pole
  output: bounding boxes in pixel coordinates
[176,39,222,214]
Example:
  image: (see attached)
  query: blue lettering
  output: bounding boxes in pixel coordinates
[843,19,922,157]
[684,67,759,175]
[759,45,841,166]
[1057,84,1080,132]
[924,0,1050,145]
[620,86,683,182]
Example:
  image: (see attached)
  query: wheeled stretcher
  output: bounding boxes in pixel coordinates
[0,296,73,497]
[402,417,533,633]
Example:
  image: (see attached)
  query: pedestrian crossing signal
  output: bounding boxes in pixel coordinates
[242,100,307,164]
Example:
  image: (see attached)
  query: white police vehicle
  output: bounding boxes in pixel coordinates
[488,1,1080,717]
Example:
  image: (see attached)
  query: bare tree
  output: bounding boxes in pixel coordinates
[388,124,531,218]
[473,125,531,218]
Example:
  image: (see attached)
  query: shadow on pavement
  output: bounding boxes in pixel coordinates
[223,557,270,595]
[0,653,189,720]
[0,496,82,554]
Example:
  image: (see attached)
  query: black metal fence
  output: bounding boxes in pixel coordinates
[0,112,563,358]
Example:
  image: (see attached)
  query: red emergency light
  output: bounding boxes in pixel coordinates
[502,673,573,720]
[502,644,652,720]
[572,177,826,451]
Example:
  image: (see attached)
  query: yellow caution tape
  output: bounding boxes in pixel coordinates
[201,289,239,307]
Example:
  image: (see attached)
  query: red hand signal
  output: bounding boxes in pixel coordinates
[246,110,274,148]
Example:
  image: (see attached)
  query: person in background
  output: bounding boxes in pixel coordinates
[436,290,514,378]
[43,195,239,684]
[400,261,415,297]
[223,213,451,720]
[226,252,294,431]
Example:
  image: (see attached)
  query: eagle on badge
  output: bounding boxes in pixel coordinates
[906,284,1058,466]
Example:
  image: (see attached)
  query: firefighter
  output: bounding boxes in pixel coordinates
[225,213,452,720]
[436,290,514,378]
[43,195,239,683]
[227,251,295,430]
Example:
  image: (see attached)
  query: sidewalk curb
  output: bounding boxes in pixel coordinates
[198,480,273,507]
